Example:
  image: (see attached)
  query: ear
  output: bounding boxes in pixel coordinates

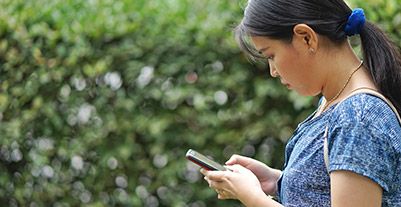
[293,24,318,53]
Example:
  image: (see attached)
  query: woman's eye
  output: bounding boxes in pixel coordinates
[258,50,273,60]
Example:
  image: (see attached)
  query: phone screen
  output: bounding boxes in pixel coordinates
[186,149,227,171]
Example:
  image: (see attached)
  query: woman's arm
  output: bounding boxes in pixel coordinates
[331,170,382,207]
[240,190,283,207]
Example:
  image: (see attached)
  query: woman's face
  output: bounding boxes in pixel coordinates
[251,35,321,96]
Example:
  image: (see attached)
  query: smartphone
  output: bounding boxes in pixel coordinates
[186,149,227,171]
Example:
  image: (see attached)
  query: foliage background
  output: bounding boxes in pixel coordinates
[0,0,399,206]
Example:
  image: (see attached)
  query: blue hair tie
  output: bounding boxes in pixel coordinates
[344,8,366,36]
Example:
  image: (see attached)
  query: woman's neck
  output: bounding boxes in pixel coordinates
[320,43,366,103]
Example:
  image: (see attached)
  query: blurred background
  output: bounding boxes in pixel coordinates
[0,0,400,206]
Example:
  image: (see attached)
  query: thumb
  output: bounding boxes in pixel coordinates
[225,154,250,166]
[206,170,227,181]
[225,164,245,173]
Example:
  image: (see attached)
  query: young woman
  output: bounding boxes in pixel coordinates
[201,0,401,206]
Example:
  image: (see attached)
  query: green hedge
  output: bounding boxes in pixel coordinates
[350,0,401,46]
[0,0,399,206]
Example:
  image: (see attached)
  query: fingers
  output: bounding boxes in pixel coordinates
[200,168,243,200]
[208,176,225,189]
[204,177,229,199]
[200,168,228,182]
[216,189,235,200]
[201,169,232,197]
[200,169,225,190]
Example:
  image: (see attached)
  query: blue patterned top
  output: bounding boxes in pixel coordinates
[277,93,401,206]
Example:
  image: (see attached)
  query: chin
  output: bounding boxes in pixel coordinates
[295,89,319,97]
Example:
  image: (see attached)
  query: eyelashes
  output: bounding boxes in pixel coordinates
[257,50,274,61]
[259,53,274,60]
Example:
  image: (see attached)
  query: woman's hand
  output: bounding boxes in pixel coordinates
[225,154,282,196]
[200,164,266,202]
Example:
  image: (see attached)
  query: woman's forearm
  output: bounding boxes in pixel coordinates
[240,190,283,207]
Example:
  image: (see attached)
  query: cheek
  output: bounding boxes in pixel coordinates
[276,49,318,94]
[275,49,303,77]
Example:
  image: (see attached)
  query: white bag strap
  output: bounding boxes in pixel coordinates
[323,88,401,172]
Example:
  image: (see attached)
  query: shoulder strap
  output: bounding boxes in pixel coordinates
[323,88,401,172]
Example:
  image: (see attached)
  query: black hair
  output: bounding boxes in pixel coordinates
[235,0,401,115]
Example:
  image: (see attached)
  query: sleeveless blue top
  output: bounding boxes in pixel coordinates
[277,93,401,206]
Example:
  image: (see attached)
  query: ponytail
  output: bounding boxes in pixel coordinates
[360,22,401,115]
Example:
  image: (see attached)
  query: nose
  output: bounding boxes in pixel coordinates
[269,62,279,77]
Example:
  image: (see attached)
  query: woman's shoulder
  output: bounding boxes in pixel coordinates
[331,93,401,136]
[331,93,400,127]
[327,93,401,195]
